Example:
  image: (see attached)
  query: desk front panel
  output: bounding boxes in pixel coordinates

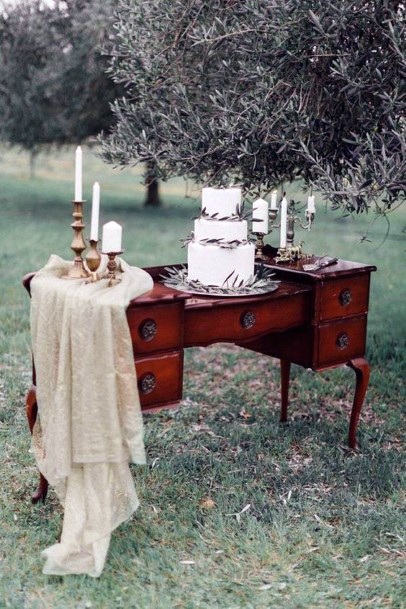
[183,289,309,347]
[135,351,184,410]
[316,315,368,367]
[318,275,371,322]
[127,301,184,355]
[245,315,367,370]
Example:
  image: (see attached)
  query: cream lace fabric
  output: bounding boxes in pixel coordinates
[30,255,153,577]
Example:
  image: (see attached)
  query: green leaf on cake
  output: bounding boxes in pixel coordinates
[223,269,235,285]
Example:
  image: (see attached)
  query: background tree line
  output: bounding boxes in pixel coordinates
[0,0,161,205]
[0,1,117,169]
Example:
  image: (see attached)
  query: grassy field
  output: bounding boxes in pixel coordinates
[0,145,405,609]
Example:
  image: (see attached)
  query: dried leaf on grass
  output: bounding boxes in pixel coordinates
[199,497,216,510]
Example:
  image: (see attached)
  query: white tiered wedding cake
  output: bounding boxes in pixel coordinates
[187,187,255,287]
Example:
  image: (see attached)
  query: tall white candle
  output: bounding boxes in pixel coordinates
[307,195,316,214]
[74,146,82,201]
[102,221,122,252]
[270,190,278,210]
[252,198,269,234]
[90,182,100,241]
[280,197,288,249]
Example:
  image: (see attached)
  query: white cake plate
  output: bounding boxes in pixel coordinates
[161,264,280,298]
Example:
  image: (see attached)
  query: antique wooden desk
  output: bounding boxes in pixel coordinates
[24,256,376,502]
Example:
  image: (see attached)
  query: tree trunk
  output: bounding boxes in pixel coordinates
[29,149,38,180]
[144,161,162,207]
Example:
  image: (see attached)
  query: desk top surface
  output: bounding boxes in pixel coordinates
[23,256,376,308]
[128,276,310,309]
[127,257,376,308]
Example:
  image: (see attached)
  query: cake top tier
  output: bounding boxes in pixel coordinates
[201,187,242,217]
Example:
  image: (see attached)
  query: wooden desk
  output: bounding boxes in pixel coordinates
[23,256,376,503]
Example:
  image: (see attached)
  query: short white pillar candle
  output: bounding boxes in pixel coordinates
[252,198,269,233]
[102,221,122,253]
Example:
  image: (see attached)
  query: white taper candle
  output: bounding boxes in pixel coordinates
[90,182,100,241]
[307,195,316,214]
[74,146,82,201]
[280,197,288,249]
[270,190,278,210]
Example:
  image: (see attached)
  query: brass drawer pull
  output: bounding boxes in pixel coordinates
[339,288,352,307]
[241,311,256,329]
[336,332,350,350]
[139,373,156,394]
[139,319,158,341]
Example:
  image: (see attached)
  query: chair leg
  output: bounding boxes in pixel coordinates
[25,386,49,503]
[280,359,291,422]
[26,386,38,433]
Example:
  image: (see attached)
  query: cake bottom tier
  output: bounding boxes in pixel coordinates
[187,242,255,287]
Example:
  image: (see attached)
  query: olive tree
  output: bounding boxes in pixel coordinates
[101,0,405,215]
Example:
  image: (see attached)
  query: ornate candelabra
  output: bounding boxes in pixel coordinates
[268,207,281,232]
[275,204,315,263]
[66,199,90,279]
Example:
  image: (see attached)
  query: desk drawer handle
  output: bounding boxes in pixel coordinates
[336,332,350,350]
[339,288,352,307]
[241,311,256,329]
[139,319,158,341]
[139,373,156,394]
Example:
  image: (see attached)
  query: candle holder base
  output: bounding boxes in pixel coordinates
[274,243,304,264]
[253,233,268,260]
[86,239,102,273]
[66,258,90,279]
[85,271,102,284]
[102,251,123,287]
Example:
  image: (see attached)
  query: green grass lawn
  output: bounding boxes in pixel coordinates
[0,145,405,609]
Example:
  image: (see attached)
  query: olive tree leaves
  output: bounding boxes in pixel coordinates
[101,0,405,216]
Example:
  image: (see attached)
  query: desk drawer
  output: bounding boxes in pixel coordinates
[127,302,183,355]
[319,276,370,321]
[135,351,183,410]
[184,291,308,346]
[317,316,367,366]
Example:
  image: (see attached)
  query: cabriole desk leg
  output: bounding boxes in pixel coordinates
[26,386,49,504]
[347,358,371,450]
[280,359,291,423]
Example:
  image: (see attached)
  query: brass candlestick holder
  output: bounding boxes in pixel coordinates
[86,239,102,272]
[252,207,281,259]
[253,233,267,260]
[103,251,123,287]
[66,199,90,279]
[85,239,102,281]
[268,207,281,230]
[267,207,282,251]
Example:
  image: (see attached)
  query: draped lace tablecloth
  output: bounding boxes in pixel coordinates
[29,255,153,577]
